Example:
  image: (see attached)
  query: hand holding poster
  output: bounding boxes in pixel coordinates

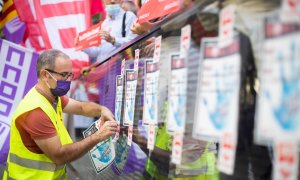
[83,120,115,173]
[75,22,102,51]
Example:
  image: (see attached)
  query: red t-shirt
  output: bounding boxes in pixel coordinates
[15,96,69,154]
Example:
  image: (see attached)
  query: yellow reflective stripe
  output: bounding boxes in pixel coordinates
[175,165,208,175]
[3,165,14,180]
[10,153,65,172]
[7,176,14,180]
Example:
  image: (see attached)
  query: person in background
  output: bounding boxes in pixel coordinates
[81,0,138,64]
[121,0,139,14]
[3,49,118,180]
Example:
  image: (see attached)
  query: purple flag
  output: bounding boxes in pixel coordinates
[3,17,26,44]
[0,39,38,164]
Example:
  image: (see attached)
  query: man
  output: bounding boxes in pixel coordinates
[82,0,138,63]
[121,0,138,14]
[3,49,118,180]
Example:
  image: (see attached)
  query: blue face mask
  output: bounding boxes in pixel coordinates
[105,4,121,18]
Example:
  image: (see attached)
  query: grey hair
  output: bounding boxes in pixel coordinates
[36,49,69,78]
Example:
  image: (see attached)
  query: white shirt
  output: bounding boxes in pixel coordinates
[83,9,138,63]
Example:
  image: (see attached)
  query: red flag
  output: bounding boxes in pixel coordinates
[14,0,92,78]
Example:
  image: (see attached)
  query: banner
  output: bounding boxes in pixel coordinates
[14,0,91,77]
[0,39,38,164]
[75,22,102,51]
[137,0,180,24]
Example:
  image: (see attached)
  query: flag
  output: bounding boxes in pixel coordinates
[0,39,38,164]
[0,0,18,29]
[14,0,92,78]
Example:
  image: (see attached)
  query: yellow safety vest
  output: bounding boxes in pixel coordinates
[3,87,73,180]
[144,104,219,180]
[144,126,219,180]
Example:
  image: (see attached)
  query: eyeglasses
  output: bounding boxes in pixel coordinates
[45,69,74,81]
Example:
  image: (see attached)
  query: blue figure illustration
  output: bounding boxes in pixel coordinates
[203,71,230,130]
[114,137,126,164]
[147,83,156,121]
[127,99,134,122]
[92,141,112,163]
[172,80,185,127]
[264,41,300,130]
[115,102,121,122]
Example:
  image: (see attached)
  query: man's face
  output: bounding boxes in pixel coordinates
[104,0,121,5]
[48,57,73,81]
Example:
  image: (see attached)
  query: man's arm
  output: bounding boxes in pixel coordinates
[82,46,102,59]
[63,98,114,121]
[35,120,117,165]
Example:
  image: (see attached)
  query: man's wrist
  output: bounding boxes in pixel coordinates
[92,131,103,142]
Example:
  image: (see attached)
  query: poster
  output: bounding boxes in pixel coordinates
[83,121,115,173]
[167,25,191,133]
[115,75,124,124]
[193,37,241,141]
[123,69,137,126]
[255,15,300,144]
[143,59,159,126]
[114,134,130,174]
[167,53,187,132]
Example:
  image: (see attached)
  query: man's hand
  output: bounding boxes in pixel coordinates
[131,21,154,35]
[99,30,115,45]
[96,120,118,141]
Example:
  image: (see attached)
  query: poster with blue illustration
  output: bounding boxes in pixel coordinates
[115,75,124,124]
[143,59,159,126]
[114,134,130,174]
[193,37,241,141]
[167,53,187,133]
[123,69,137,126]
[83,121,115,173]
[167,25,191,133]
[255,15,300,144]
